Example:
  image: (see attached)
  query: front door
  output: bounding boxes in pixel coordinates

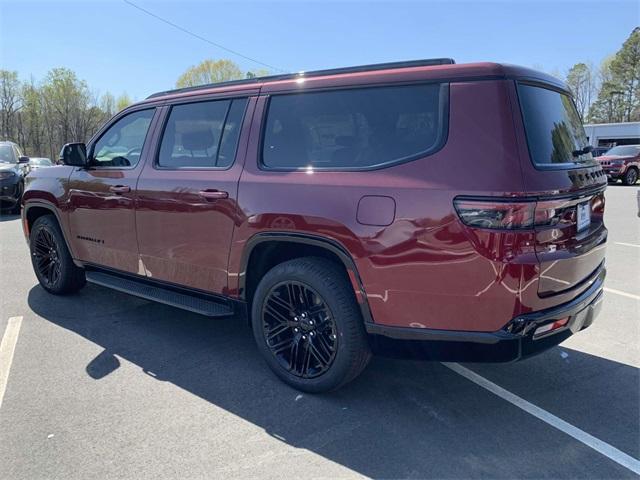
[67,108,157,274]
[136,95,255,294]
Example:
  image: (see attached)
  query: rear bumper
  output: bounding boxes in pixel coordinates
[366,266,605,362]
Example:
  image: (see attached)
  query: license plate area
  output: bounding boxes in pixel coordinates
[577,201,591,232]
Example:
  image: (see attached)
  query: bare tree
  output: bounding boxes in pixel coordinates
[0,70,22,141]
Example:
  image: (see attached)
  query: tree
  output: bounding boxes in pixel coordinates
[116,93,132,111]
[566,63,595,121]
[246,69,271,79]
[609,27,640,121]
[0,70,22,141]
[588,29,640,123]
[176,59,243,88]
[100,92,116,117]
[39,68,105,159]
[18,78,46,155]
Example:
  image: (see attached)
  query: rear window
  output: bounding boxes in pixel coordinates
[518,83,591,166]
[261,84,447,170]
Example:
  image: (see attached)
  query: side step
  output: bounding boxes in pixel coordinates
[86,271,234,317]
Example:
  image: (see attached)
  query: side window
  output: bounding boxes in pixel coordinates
[0,145,16,163]
[158,98,248,169]
[262,84,447,170]
[92,109,155,168]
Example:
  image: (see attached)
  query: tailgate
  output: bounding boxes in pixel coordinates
[534,188,607,296]
[514,81,608,297]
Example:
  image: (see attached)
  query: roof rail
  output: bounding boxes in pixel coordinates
[147,58,455,99]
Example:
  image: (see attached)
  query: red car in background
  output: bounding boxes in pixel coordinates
[598,145,640,185]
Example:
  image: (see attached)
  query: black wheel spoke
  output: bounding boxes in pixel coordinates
[264,303,291,325]
[262,280,338,379]
[270,336,295,354]
[268,292,294,312]
[266,323,290,341]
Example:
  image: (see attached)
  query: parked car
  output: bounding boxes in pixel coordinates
[21,59,607,392]
[28,157,54,171]
[0,141,30,213]
[597,145,640,185]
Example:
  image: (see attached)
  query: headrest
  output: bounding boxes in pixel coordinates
[335,136,355,147]
[182,128,215,151]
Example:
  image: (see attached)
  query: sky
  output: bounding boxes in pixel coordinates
[1,0,638,101]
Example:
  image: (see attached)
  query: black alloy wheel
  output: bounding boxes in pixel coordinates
[262,281,338,378]
[33,226,62,288]
[30,215,86,294]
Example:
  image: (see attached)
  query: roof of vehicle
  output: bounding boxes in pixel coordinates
[140,59,567,105]
[0,141,19,146]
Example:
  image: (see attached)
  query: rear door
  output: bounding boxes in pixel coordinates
[67,108,158,274]
[514,82,607,297]
[136,94,255,294]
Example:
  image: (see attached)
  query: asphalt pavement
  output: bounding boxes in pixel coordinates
[0,185,638,479]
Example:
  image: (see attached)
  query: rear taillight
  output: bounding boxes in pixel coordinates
[454,196,600,230]
[533,199,576,227]
[453,200,535,230]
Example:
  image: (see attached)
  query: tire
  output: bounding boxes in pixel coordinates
[30,215,86,294]
[622,167,638,186]
[251,257,371,393]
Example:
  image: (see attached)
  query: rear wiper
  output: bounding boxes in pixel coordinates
[572,145,593,157]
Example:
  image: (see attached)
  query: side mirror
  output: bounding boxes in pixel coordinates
[18,156,30,164]
[59,143,88,167]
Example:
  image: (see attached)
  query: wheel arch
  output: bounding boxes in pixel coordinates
[23,202,78,262]
[239,232,374,325]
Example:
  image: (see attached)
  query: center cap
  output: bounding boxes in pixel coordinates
[299,315,314,331]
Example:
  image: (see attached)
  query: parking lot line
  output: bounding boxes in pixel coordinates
[0,316,23,410]
[614,242,640,249]
[443,362,640,475]
[604,287,640,301]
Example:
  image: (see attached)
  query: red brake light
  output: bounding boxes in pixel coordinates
[534,317,569,337]
[454,199,535,230]
[455,195,602,231]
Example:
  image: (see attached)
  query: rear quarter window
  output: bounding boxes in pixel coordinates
[517,83,592,167]
[261,83,448,170]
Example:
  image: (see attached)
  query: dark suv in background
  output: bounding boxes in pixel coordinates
[21,59,607,392]
[0,140,30,213]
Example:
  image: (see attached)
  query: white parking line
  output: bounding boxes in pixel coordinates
[443,362,640,476]
[614,242,640,249]
[604,287,640,301]
[0,316,23,410]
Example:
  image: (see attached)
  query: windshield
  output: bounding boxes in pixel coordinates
[30,158,52,166]
[517,83,592,166]
[0,145,16,164]
[605,145,640,157]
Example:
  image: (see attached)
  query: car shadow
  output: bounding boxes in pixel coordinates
[27,283,639,479]
[0,212,20,222]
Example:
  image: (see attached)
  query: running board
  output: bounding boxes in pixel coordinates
[86,271,234,317]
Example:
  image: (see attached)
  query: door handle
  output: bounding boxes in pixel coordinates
[109,185,131,194]
[199,190,229,200]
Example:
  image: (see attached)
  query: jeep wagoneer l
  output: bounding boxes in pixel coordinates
[22,59,606,392]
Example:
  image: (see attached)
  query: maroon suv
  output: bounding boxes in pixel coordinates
[597,145,640,185]
[22,59,607,392]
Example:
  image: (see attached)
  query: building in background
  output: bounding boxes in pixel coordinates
[584,122,640,150]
